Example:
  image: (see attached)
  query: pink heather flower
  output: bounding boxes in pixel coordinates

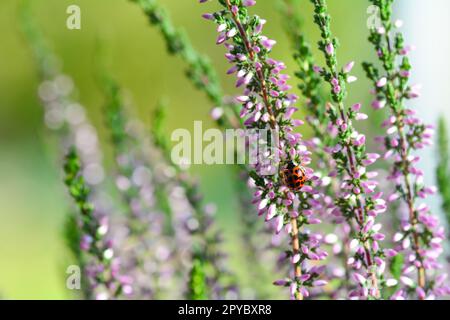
[365,153,380,164]
[408,84,422,98]
[351,103,362,112]
[353,273,366,285]
[202,13,214,20]
[275,215,284,234]
[284,107,298,119]
[236,95,249,102]
[313,65,323,73]
[273,279,289,286]
[261,113,270,122]
[416,287,426,300]
[260,36,276,50]
[355,113,368,121]
[227,65,238,74]
[376,77,387,87]
[210,107,223,120]
[80,235,93,251]
[325,43,334,55]
[266,204,277,221]
[216,33,226,44]
[400,45,416,55]
[312,280,327,287]
[227,28,238,38]
[235,78,245,87]
[258,198,268,210]
[344,61,355,73]
[373,233,385,241]
[242,0,256,6]
[291,253,301,264]
[354,134,366,146]
[290,282,298,297]
[300,274,311,282]
[217,23,227,32]
[371,99,386,109]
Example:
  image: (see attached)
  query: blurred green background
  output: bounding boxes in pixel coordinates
[0,0,435,299]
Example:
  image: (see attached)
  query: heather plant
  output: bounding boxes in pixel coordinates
[63,148,124,299]
[200,0,330,300]
[363,0,446,299]
[280,0,353,298]
[308,0,388,299]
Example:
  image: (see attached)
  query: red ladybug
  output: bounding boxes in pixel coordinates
[280,161,308,191]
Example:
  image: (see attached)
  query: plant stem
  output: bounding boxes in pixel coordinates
[225,0,277,130]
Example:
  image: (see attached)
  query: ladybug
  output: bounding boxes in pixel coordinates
[280,161,308,191]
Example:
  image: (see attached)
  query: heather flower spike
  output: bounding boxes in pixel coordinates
[63,148,124,299]
[201,0,328,299]
[364,0,447,299]
[280,0,354,299]
[310,0,387,299]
